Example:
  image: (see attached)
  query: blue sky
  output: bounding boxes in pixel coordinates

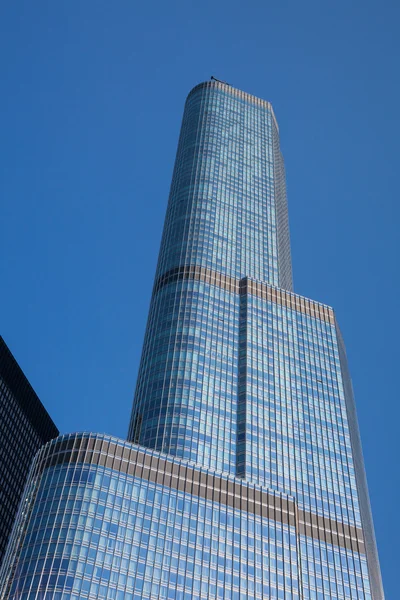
[1,1,398,595]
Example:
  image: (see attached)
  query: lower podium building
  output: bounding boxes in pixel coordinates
[0,433,369,600]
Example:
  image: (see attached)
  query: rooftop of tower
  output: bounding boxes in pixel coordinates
[187,79,279,131]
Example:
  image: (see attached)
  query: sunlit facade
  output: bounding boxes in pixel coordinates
[129,82,292,470]
[1,434,302,599]
[0,81,384,599]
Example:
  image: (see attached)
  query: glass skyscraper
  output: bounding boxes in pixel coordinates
[0,80,384,599]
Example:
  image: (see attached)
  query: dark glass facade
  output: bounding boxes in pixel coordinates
[0,336,59,568]
[0,81,384,599]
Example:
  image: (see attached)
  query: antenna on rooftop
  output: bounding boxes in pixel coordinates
[211,76,230,85]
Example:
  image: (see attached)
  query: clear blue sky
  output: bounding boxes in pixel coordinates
[1,1,398,596]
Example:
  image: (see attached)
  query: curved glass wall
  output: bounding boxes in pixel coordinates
[0,434,301,600]
[129,81,292,466]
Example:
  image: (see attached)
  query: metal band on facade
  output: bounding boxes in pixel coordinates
[38,435,365,554]
[154,266,335,325]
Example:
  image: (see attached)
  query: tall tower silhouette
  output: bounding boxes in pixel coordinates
[0,81,384,600]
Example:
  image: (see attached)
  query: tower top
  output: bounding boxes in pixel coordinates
[187,79,279,132]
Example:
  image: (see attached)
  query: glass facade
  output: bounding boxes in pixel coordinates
[0,434,303,600]
[0,336,58,569]
[129,81,292,466]
[238,281,360,525]
[153,81,292,288]
[0,81,384,599]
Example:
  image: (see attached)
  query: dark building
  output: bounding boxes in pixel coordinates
[0,336,58,567]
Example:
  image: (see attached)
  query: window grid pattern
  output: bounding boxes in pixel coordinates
[299,536,370,600]
[0,434,375,600]
[240,292,360,529]
[1,442,300,600]
[0,383,41,564]
[273,118,293,291]
[131,279,239,473]
[155,82,292,288]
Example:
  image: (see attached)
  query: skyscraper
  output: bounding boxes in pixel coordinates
[0,336,58,569]
[0,81,384,600]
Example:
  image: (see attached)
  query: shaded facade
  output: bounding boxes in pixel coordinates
[0,336,58,568]
[0,81,384,599]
